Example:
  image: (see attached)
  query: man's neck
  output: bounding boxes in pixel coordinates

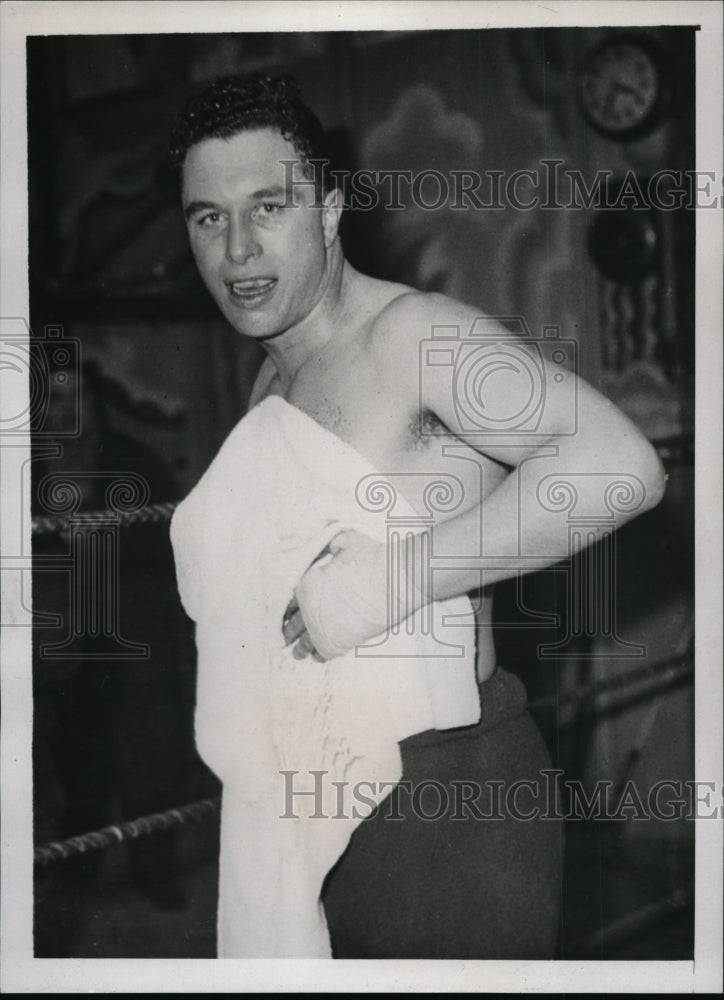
[261,247,354,390]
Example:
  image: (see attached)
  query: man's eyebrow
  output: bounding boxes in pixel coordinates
[184,200,220,220]
[251,185,290,199]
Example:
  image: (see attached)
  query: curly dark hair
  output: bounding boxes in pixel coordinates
[168,74,330,192]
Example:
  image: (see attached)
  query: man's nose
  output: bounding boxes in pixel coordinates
[226,215,261,265]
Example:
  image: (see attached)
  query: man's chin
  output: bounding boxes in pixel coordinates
[220,310,282,341]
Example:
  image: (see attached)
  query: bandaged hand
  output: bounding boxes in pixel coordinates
[282,528,430,661]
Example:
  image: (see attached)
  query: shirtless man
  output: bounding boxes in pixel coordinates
[170,75,665,958]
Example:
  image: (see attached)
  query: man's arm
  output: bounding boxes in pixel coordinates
[287,291,666,660]
[379,292,666,601]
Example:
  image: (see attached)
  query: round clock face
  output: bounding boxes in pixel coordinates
[579,37,662,137]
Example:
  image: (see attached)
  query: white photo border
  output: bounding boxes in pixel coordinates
[1,1,721,993]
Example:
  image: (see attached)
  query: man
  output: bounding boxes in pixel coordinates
[168,75,665,958]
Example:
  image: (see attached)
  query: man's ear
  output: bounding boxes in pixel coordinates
[321,187,344,248]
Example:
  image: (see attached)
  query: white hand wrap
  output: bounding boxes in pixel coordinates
[294,528,430,661]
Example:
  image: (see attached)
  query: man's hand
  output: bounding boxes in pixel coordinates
[282,529,404,661]
[282,596,326,661]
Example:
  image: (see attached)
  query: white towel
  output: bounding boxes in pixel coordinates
[170,395,480,957]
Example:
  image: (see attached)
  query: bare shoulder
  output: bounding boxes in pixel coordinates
[367,290,505,385]
[371,290,504,350]
[368,288,664,496]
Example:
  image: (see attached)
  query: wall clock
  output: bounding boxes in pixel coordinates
[579,34,668,140]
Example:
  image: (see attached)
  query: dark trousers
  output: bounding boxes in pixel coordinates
[322,668,563,959]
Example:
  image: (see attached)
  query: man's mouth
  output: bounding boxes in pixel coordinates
[227,278,278,305]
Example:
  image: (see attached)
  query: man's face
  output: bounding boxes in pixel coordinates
[182,128,335,339]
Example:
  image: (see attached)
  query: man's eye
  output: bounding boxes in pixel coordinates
[197,212,223,227]
[258,203,283,216]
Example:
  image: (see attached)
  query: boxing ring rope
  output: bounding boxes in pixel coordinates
[33,651,692,868]
[32,496,695,955]
[31,499,179,536]
[34,798,221,868]
[565,883,695,959]
[29,434,691,538]
[527,652,693,713]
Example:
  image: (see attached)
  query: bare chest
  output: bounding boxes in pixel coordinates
[279,370,506,520]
